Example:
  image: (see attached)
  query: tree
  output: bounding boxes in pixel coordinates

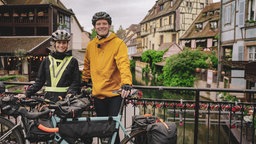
[141,50,164,75]
[90,28,97,39]
[159,49,218,87]
[116,25,126,40]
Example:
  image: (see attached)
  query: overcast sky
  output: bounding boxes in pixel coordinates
[61,0,220,32]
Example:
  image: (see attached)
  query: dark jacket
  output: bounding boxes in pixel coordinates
[26,50,81,102]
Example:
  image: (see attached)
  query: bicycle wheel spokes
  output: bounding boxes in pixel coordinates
[121,129,147,144]
[0,117,24,144]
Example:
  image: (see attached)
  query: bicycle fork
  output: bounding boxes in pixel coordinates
[0,121,21,142]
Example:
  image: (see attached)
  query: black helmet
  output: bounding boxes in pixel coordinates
[51,29,71,41]
[92,11,112,26]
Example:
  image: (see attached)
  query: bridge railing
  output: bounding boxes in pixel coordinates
[0,82,256,144]
[129,85,256,144]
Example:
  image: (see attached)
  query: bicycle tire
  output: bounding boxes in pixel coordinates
[0,116,24,144]
[121,129,147,144]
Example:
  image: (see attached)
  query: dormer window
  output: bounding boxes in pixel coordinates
[210,21,218,29]
[170,0,173,7]
[195,23,203,30]
[160,4,164,11]
[208,11,214,16]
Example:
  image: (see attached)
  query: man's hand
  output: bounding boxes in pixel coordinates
[14,94,26,99]
[121,84,132,98]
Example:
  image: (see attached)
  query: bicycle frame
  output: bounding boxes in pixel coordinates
[48,97,130,144]
[0,90,140,144]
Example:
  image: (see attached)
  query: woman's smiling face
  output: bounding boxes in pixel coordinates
[55,41,68,53]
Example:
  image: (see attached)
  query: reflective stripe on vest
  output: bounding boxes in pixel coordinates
[46,55,73,92]
[45,86,68,92]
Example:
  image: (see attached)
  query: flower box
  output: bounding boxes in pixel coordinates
[37,11,44,16]
[28,12,34,17]
[13,13,19,17]
[3,13,9,17]
[21,13,27,17]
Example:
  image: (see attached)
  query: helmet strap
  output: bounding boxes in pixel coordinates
[97,31,110,40]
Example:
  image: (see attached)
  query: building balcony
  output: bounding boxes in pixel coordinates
[0,15,49,25]
[141,30,150,37]
[156,25,174,32]
[221,59,249,69]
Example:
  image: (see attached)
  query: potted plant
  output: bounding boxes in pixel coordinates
[3,12,9,17]
[37,11,44,16]
[20,12,27,17]
[28,12,34,17]
[13,12,19,17]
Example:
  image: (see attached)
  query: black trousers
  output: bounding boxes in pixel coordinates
[94,96,122,144]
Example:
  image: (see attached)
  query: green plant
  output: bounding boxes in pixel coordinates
[130,60,135,70]
[159,49,218,87]
[218,92,238,102]
[141,50,164,75]
[0,75,19,81]
[142,65,150,76]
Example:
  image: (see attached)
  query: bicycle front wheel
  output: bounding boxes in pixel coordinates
[0,116,24,144]
[121,129,147,144]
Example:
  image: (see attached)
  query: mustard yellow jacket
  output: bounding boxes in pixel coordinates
[82,33,132,98]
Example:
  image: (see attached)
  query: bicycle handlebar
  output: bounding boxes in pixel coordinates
[112,88,142,99]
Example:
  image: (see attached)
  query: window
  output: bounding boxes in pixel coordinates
[170,0,173,7]
[200,3,204,9]
[238,46,244,61]
[186,1,192,7]
[248,0,256,20]
[160,35,164,45]
[248,46,256,61]
[195,23,203,29]
[172,34,176,43]
[160,4,164,11]
[224,4,232,25]
[210,21,218,29]
[169,15,173,25]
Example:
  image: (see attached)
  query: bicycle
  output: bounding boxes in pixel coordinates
[0,89,152,144]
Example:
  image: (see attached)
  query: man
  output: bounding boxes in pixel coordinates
[82,11,132,143]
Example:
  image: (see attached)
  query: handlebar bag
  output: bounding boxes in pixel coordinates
[59,118,116,143]
[26,118,54,143]
[146,122,177,144]
[55,97,91,118]
[0,95,19,116]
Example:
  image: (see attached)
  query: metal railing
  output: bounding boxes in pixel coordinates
[1,82,256,144]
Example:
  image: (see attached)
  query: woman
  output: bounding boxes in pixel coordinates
[21,29,81,102]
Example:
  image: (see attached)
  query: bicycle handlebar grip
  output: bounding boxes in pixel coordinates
[38,124,59,133]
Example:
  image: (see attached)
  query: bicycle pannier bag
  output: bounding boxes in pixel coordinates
[132,115,157,128]
[26,118,54,142]
[131,115,157,144]
[146,122,177,144]
[59,118,116,143]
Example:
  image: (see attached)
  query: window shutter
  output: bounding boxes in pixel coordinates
[238,46,244,61]
[238,0,245,27]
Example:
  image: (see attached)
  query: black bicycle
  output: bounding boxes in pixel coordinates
[0,89,153,144]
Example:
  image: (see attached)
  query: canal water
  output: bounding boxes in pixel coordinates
[129,70,237,144]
